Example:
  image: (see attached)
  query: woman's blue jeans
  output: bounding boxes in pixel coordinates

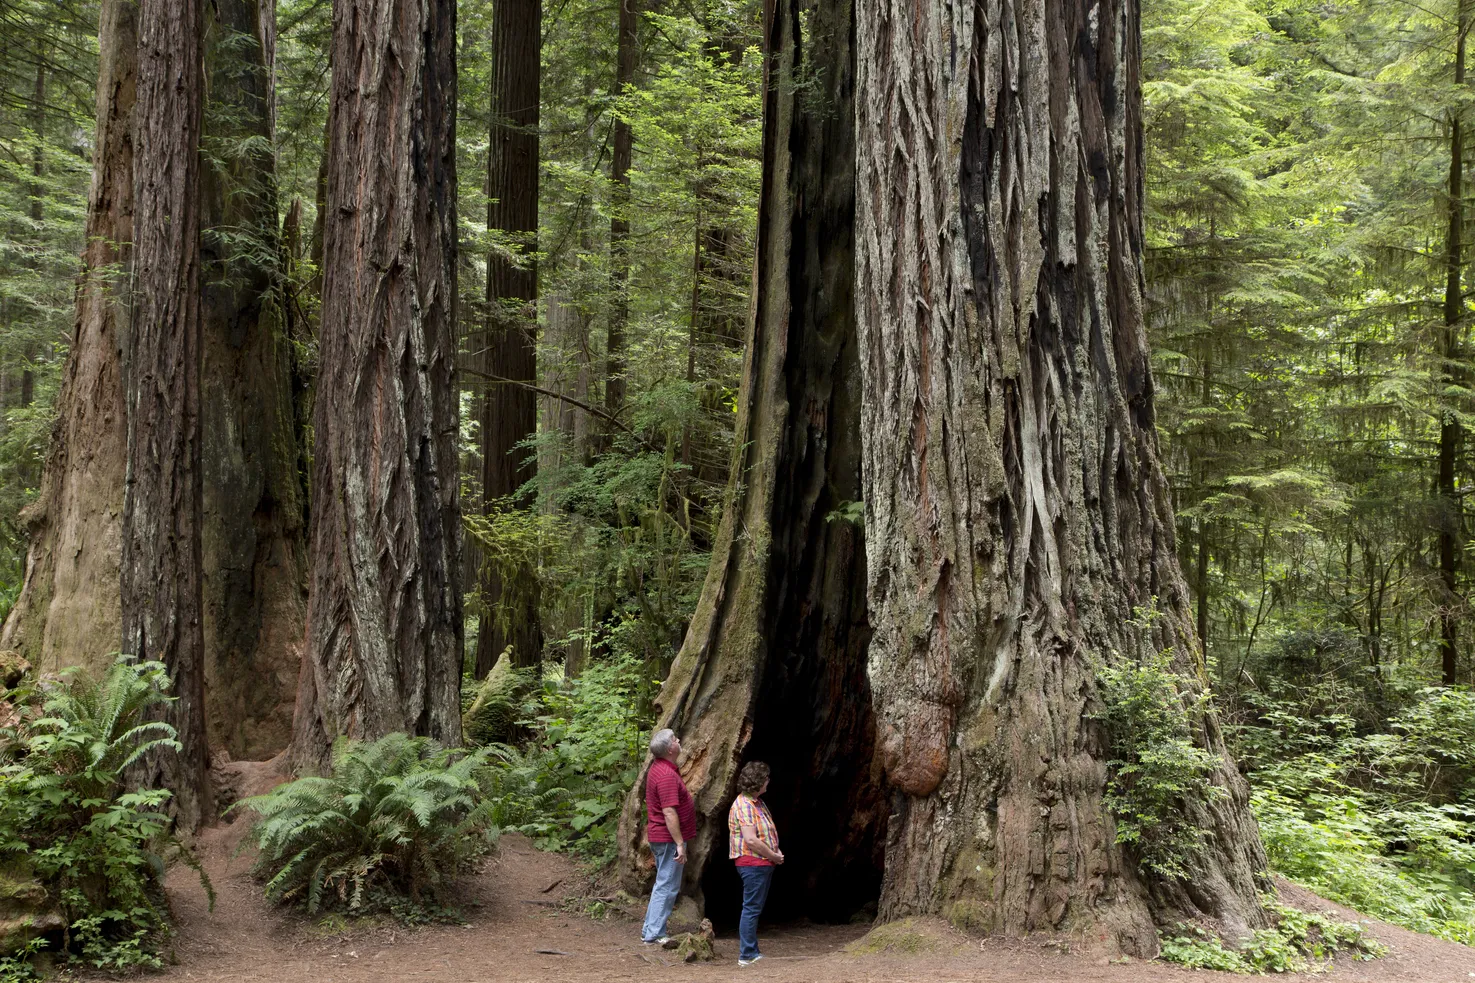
[736,864,774,960]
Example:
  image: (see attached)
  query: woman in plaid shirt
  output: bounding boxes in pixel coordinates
[727,761,784,966]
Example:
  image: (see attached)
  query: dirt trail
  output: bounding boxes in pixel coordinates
[146,822,1475,983]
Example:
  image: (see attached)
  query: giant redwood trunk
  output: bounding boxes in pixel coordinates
[476,0,542,675]
[854,0,1267,949]
[200,0,309,759]
[293,0,462,770]
[617,0,886,924]
[1,0,133,674]
[123,0,212,830]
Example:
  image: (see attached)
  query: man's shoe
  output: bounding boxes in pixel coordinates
[738,954,764,966]
[642,937,669,946]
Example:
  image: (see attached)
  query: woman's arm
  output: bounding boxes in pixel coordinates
[740,824,784,863]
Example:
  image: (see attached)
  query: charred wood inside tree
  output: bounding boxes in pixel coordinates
[618,0,885,926]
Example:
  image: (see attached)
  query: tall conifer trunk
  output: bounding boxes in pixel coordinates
[604,0,638,427]
[477,0,542,675]
[1,0,133,675]
[124,0,211,830]
[1439,1,1469,687]
[200,0,309,759]
[854,0,1266,948]
[293,0,462,770]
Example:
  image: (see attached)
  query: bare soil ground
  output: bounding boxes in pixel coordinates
[139,811,1475,983]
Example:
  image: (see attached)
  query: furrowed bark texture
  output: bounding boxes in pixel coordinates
[1,0,133,674]
[476,0,542,675]
[854,0,1268,950]
[124,0,211,830]
[294,0,462,770]
[618,0,884,923]
[201,0,308,759]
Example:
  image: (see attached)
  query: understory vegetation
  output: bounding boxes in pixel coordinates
[1160,899,1386,973]
[0,660,209,974]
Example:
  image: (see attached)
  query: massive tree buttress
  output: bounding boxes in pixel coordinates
[124,0,211,829]
[293,0,462,769]
[1,0,133,675]
[854,0,1268,949]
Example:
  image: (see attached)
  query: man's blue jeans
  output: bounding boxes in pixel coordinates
[642,841,682,942]
[737,865,774,960]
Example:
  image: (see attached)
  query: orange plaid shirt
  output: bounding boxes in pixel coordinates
[727,794,779,866]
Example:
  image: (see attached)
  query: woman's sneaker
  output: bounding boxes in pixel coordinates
[738,954,763,966]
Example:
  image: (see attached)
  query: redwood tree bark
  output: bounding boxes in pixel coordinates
[293,0,462,770]
[123,0,211,830]
[854,0,1267,949]
[1,0,133,676]
[200,0,308,759]
[618,0,884,923]
[476,0,542,675]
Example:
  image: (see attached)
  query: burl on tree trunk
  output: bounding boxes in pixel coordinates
[617,0,887,924]
[854,0,1267,950]
[1,0,134,675]
[292,0,462,770]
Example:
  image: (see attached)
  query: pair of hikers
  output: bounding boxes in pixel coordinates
[641,728,783,967]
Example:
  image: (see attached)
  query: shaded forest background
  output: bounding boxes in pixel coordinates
[4,0,1475,960]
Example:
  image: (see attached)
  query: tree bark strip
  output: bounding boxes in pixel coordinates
[293,0,462,771]
[123,0,211,830]
[477,0,542,675]
[854,0,1267,949]
[618,0,884,923]
[1,0,133,676]
[200,0,309,759]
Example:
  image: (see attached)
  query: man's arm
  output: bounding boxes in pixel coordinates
[662,806,687,862]
[740,824,784,864]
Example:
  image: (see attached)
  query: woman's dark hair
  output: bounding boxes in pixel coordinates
[736,760,770,796]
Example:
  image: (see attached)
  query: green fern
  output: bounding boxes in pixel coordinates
[235,734,502,918]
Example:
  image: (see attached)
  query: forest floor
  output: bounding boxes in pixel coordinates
[134,764,1475,983]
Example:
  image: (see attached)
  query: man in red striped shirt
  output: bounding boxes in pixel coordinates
[642,728,695,944]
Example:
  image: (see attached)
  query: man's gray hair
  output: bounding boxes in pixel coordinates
[649,728,677,758]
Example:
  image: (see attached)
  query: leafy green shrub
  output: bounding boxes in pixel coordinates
[0,659,206,972]
[476,654,648,865]
[1241,686,1475,944]
[1092,647,1227,879]
[1159,900,1385,973]
[235,733,501,920]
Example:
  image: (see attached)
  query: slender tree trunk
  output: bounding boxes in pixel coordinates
[293,0,462,771]
[477,0,542,675]
[123,0,211,830]
[619,0,886,924]
[1,0,132,673]
[1440,4,1468,687]
[854,0,1267,950]
[200,0,308,759]
[604,0,638,428]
